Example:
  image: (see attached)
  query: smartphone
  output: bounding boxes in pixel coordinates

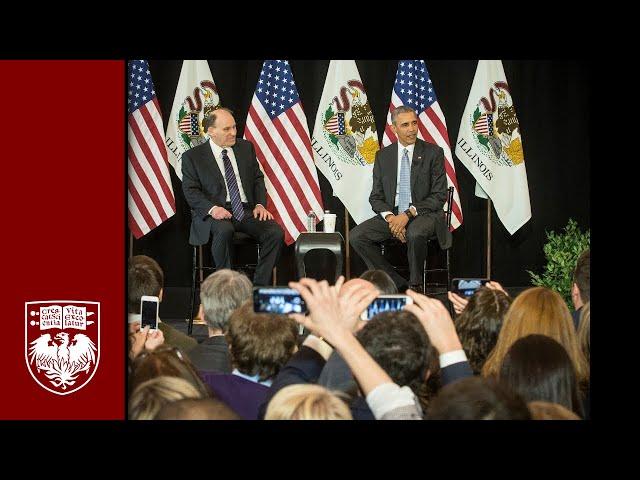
[361,295,413,321]
[451,278,489,298]
[253,287,307,315]
[140,295,159,330]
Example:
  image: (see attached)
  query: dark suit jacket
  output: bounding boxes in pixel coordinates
[369,139,451,249]
[187,335,232,374]
[181,138,267,245]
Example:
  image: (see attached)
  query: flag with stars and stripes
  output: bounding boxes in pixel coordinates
[383,60,463,231]
[127,60,176,239]
[244,60,324,245]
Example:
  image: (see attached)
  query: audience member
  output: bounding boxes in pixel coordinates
[128,255,197,353]
[202,301,298,419]
[265,384,353,420]
[154,397,241,420]
[454,287,512,374]
[482,287,589,385]
[129,344,210,397]
[571,249,590,330]
[447,280,509,315]
[129,325,165,363]
[128,376,207,420]
[188,269,253,373]
[498,334,583,417]
[426,376,531,420]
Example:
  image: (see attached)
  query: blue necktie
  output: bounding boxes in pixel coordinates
[398,148,411,213]
[221,149,245,221]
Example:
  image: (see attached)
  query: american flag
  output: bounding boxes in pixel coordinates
[383,60,463,230]
[244,60,324,245]
[127,60,176,239]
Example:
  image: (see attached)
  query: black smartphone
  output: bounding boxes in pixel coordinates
[361,295,413,321]
[451,278,489,298]
[253,287,307,314]
[140,295,159,330]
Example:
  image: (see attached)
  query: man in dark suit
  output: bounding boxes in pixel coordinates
[350,106,447,291]
[182,108,284,285]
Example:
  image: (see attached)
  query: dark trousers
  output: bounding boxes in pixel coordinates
[350,213,436,287]
[209,204,284,286]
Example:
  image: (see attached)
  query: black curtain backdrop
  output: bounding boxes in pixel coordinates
[130,60,590,315]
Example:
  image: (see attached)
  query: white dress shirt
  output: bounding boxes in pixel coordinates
[380,143,418,220]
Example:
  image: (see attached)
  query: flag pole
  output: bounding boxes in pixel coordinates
[345,206,351,280]
[486,199,492,279]
[129,232,133,260]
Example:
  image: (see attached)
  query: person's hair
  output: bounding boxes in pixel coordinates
[426,376,531,420]
[391,105,416,125]
[573,249,590,304]
[128,255,163,314]
[226,301,298,382]
[202,107,234,131]
[577,301,590,365]
[128,345,210,397]
[200,269,252,332]
[356,310,435,395]
[498,334,583,417]
[154,397,241,420]
[359,269,398,294]
[528,401,581,420]
[455,287,512,375]
[128,376,206,420]
[265,384,353,420]
[482,287,588,383]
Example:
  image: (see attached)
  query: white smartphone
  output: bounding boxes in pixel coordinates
[360,295,414,321]
[140,295,159,330]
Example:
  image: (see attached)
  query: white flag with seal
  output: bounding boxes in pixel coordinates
[311,60,378,224]
[455,60,531,234]
[165,60,220,180]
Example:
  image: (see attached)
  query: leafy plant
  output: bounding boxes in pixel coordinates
[527,219,590,309]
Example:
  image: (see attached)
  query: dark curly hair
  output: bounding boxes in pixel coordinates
[356,310,436,396]
[455,287,512,375]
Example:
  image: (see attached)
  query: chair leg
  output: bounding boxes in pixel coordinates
[188,246,197,336]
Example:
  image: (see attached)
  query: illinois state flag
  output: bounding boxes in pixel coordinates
[311,60,378,224]
[165,60,220,181]
[455,60,531,234]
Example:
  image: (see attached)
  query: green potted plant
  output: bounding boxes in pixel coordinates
[527,219,590,309]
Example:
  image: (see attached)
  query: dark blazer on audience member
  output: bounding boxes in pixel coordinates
[187,335,232,373]
[201,373,268,420]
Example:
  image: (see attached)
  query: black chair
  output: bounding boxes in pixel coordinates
[380,186,454,296]
[187,231,263,336]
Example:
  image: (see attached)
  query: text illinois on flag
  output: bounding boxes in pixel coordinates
[127,60,176,239]
[455,60,531,235]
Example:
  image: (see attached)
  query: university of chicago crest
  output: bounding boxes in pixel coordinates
[25,301,99,395]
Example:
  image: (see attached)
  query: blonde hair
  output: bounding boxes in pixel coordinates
[265,384,353,420]
[482,287,588,383]
[128,376,206,420]
[528,401,581,420]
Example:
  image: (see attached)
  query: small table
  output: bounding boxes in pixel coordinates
[295,232,345,282]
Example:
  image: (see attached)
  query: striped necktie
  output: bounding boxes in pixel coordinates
[221,149,245,221]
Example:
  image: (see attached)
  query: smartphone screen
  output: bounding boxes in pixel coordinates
[363,295,410,320]
[453,279,488,298]
[253,287,307,314]
[140,299,159,329]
